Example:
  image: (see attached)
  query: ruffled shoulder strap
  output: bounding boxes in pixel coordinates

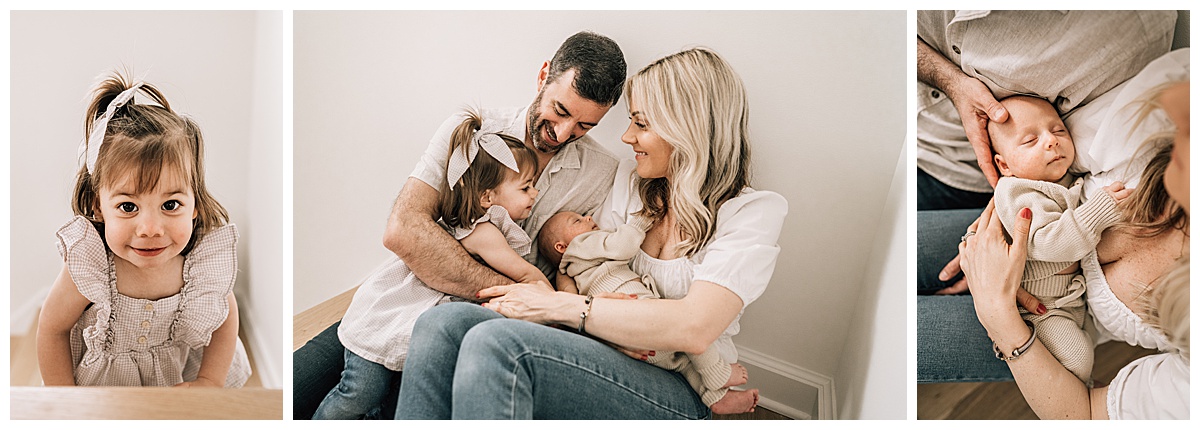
[451,206,532,256]
[55,216,112,303]
[175,224,239,347]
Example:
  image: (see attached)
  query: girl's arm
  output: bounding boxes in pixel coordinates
[459,222,550,288]
[36,265,92,386]
[178,293,238,388]
[961,202,1106,419]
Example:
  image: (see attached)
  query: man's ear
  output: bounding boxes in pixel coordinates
[537,61,550,92]
[994,154,1013,177]
[480,190,494,209]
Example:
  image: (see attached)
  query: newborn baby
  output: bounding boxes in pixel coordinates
[538,211,758,414]
[988,95,1131,383]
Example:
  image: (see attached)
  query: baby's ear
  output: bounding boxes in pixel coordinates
[994,154,1012,177]
[554,241,568,254]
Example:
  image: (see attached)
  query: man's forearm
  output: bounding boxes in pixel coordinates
[916,38,967,95]
[383,177,514,298]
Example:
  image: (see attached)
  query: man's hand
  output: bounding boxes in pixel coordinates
[916,38,1009,188]
[945,75,1009,188]
[1104,181,1132,203]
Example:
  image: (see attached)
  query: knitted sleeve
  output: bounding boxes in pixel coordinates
[994,177,1121,262]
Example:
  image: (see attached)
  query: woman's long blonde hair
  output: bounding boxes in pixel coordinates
[1120,82,1189,359]
[625,47,751,257]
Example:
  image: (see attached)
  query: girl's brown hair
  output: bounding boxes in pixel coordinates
[72,71,228,254]
[438,110,538,229]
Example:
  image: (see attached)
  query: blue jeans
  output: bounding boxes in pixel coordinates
[396,302,711,420]
[313,349,402,419]
[292,321,400,419]
[916,168,993,211]
[916,208,1013,383]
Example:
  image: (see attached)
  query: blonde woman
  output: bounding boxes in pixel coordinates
[394,48,787,419]
[959,82,1189,419]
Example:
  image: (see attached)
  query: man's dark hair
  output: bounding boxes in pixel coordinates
[547,31,626,106]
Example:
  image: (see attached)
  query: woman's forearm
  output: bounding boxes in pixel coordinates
[977,302,1100,419]
[560,281,743,354]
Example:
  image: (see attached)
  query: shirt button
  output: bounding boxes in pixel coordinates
[141,320,151,329]
[931,90,940,99]
[952,45,960,54]
[144,304,153,311]
[137,336,147,344]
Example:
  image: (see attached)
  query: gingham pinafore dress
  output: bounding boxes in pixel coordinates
[56,216,251,387]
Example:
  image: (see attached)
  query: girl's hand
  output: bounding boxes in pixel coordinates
[174,376,222,388]
[960,201,1036,327]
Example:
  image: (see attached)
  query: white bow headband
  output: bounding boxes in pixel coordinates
[445,118,521,189]
[78,82,144,174]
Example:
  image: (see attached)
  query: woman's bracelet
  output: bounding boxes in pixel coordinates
[578,294,594,334]
[993,319,1037,361]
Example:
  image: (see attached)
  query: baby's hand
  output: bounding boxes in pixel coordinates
[1104,181,1132,203]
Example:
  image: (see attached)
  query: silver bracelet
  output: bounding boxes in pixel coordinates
[993,319,1037,361]
[578,294,594,334]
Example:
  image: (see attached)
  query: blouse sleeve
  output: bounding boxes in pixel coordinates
[692,190,788,310]
[1106,352,1190,419]
[596,159,643,231]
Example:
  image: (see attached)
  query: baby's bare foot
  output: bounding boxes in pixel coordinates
[724,363,748,388]
[710,388,759,415]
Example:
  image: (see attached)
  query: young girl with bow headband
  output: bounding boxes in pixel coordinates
[38,71,251,387]
[313,109,546,419]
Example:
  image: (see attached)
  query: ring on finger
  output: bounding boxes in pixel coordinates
[961,231,977,243]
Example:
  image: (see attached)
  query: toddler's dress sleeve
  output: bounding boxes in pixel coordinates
[56,216,115,365]
[173,224,239,348]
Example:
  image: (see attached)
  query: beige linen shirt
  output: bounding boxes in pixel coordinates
[916,10,1176,192]
[410,106,620,277]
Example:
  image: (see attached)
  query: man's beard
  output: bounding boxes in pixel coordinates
[527,91,573,154]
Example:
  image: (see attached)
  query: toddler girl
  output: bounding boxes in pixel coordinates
[37,72,250,387]
[315,110,546,419]
[987,95,1131,383]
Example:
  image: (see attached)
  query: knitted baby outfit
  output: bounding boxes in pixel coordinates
[994,175,1122,384]
[56,216,250,387]
[558,215,734,406]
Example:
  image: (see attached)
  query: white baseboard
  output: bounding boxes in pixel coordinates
[737,345,835,420]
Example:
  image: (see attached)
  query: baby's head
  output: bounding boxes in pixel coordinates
[72,71,228,264]
[537,211,599,266]
[987,95,1075,182]
[439,110,540,229]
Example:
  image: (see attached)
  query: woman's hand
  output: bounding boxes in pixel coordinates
[960,201,1036,328]
[478,280,566,325]
[936,205,1045,315]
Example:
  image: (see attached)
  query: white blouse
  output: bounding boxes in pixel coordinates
[597,159,787,363]
[1070,49,1190,420]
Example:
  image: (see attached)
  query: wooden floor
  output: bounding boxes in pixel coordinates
[917,341,1157,419]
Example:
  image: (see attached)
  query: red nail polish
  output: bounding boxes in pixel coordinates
[1037,304,1046,314]
[641,355,648,360]
[1019,208,1032,219]
[475,292,480,298]
[649,351,656,357]
[629,294,637,298]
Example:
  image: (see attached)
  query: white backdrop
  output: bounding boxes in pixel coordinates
[294,10,905,417]
[8,11,283,388]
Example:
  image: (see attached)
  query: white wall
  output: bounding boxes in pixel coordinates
[835,142,907,419]
[293,10,906,415]
[9,11,283,388]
